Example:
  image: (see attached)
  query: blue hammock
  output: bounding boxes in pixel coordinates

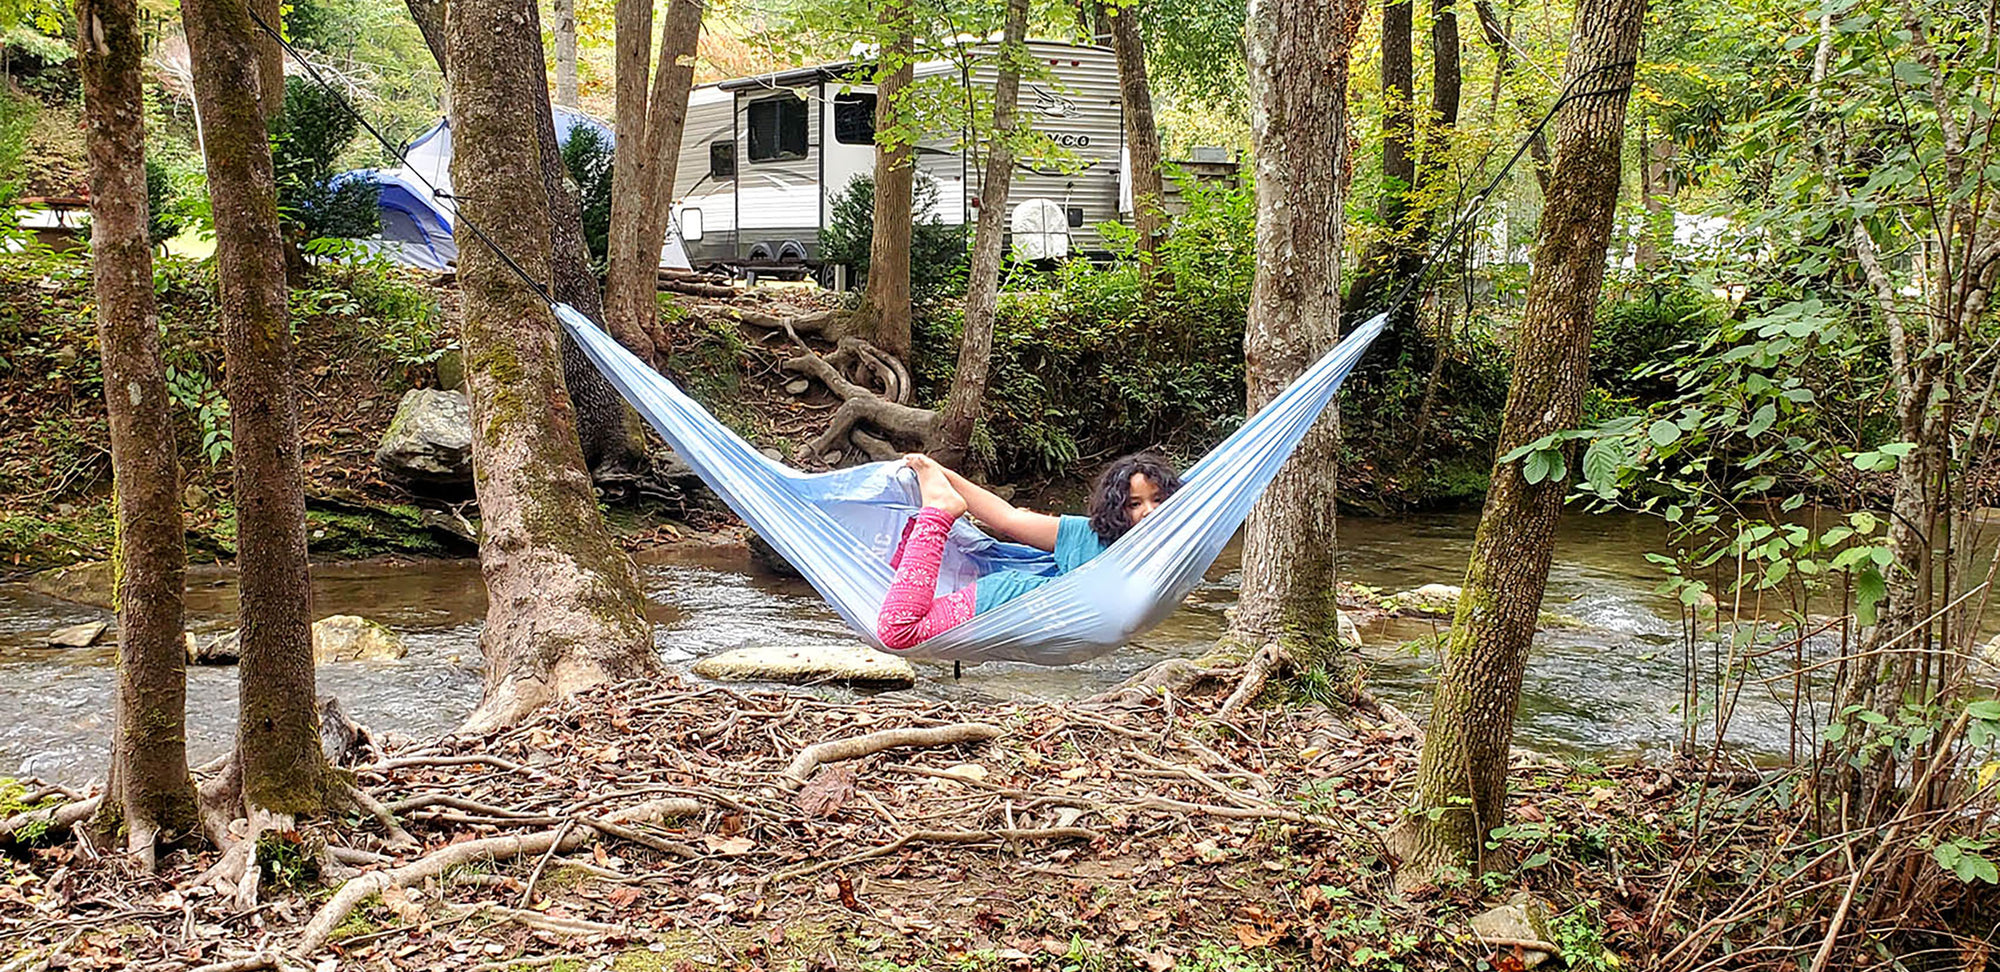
[559,304,1386,666]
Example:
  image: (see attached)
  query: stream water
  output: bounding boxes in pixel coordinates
[0,512,1808,785]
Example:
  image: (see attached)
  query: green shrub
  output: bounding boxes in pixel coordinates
[561,124,614,269]
[271,76,379,243]
[1593,286,1723,397]
[820,174,968,302]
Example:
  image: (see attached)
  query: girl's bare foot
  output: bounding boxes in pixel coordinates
[905,454,968,519]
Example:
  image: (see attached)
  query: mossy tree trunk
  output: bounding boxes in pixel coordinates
[183,0,326,818]
[446,0,661,733]
[605,0,702,362]
[1388,0,1643,889]
[404,0,642,474]
[1105,0,1164,292]
[935,0,1029,468]
[1227,0,1361,670]
[851,0,916,361]
[80,0,200,868]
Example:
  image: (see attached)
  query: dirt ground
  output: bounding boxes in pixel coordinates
[0,675,1735,972]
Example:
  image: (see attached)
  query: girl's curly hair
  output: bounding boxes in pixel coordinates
[1087,452,1182,545]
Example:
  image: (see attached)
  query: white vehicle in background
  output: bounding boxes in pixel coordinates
[670,39,1132,280]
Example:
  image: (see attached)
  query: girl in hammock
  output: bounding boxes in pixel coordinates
[877,451,1181,648]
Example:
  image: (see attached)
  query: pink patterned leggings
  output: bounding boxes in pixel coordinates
[876,507,977,650]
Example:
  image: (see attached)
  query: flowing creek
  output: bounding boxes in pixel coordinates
[0,512,1812,784]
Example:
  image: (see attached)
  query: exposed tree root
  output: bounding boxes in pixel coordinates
[783,722,1004,787]
[1216,644,1290,722]
[293,797,691,956]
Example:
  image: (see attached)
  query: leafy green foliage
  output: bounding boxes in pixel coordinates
[561,124,615,270]
[270,76,380,243]
[820,174,968,302]
[1591,287,1721,398]
[914,176,1253,474]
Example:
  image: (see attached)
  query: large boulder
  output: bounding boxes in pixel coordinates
[1386,583,1462,617]
[692,644,916,688]
[187,617,409,665]
[313,615,409,663]
[27,561,115,610]
[376,388,473,486]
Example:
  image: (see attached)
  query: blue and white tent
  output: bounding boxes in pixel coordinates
[341,105,691,272]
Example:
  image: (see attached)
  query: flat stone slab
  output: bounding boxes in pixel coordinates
[46,620,108,647]
[692,644,916,688]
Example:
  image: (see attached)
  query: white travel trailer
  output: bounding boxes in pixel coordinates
[671,39,1130,274]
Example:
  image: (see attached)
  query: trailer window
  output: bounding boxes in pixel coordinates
[710,141,736,177]
[747,96,809,162]
[833,93,877,145]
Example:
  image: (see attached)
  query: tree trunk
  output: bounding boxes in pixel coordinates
[252,0,282,120]
[1107,0,1164,288]
[445,0,661,733]
[406,0,446,68]
[183,0,326,817]
[604,0,701,365]
[1388,0,1644,889]
[79,0,200,867]
[854,0,916,361]
[636,0,716,312]
[604,0,662,359]
[936,0,1029,466]
[1227,0,1360,670]
[1473,0,1552,192]
[554,0,578,108]
[405,0,638,474]
[1339,0,1414,329]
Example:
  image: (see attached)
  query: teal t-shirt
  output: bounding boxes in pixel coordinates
[972,515,1108,613]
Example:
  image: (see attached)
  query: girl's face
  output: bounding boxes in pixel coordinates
[1124,474,1165,526]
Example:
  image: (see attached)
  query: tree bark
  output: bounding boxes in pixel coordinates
[445,0,661,732]
[936,0,1029,466]
[554,0,578,108]
[1388,0,1644,889]
[80,0,200,866]
[637,0,703,277]
[1227,0,1360,670]
[183,0,326,817]
[605,0,661,359]
[1381,0,1414,229]
[252,0,282,120]
[406,0,446,68]
[1107,0,1164,289]
[853,0,916,361]
[606,0,702,363]
[405,0,640,474]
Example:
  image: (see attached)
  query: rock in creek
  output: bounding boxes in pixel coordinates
[692,644,916,688]
[745,530,802,579]
[27,561,115,610]
[45,620,107,648]
[375,388,474,487]
[1386,583,1462,617]
[1338,611,1363,647]
[317,695,375,766]
[186,616,408,666]
[1469,892,1557,968]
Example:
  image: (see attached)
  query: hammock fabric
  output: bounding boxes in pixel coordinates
[559,304,1386,666]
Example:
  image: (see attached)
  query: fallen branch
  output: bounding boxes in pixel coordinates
[763,826,1098,888]
[1475,936,1560,954]
[293,799,690,956]
[0,794,101,848]
[783,723,1004,788]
